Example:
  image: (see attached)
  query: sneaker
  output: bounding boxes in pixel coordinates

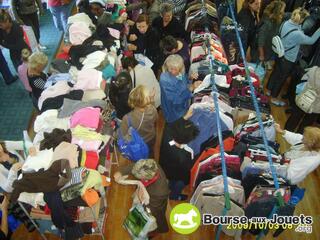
[265,61,273,71]
[5,75,18,85]
[271,99,286,107]
[169,194,188,201]
[285,108,292,114]
[38,44,48,50]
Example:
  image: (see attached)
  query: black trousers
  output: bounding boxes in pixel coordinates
[285,105,319,133]
[0,49,15,84]
[286,65,305,107]
[267,57,296,98]
[10,50,23,70]
[19,12,40,43]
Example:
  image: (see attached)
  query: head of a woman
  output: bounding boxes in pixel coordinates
[170,118,199,144]
[136,14,149,34]
[303,127,320,152]
[163,54,185,77]
[28,52,48,74]
[263,0,286,24]
[132,159,158,180]
[128,85,150,109]
[242,0,261,13]
[160,35,179,55]
[0,9,12,31]
[291,7,309,24]
[111,71,132,92]
[121,56,139,70]
[160,3,173,25]
[89,0,105,17]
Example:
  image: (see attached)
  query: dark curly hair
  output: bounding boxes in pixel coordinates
[169,118,199,144]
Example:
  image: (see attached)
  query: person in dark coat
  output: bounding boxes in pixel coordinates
[0,9,30,69]
[152,2,189,43]
[160,35,190,72]
[127,13,161,73]
[114,159,170,235]
[109,71,133,119]
[159,109,199,200]
[237,0,261,56]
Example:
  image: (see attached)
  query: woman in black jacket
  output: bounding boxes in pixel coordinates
[109,71,133,119]
[152,2,189,43]
[128,14,161,72]
[159,110,199,201]
[0,10,30,69]
[237,0,261,57]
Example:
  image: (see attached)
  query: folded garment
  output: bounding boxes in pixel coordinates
[41,90,84,112]
[70,107,101,129]
[74,69,103,91]
[58,98,107,118]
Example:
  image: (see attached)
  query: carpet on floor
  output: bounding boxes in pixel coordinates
[0,8,64,140]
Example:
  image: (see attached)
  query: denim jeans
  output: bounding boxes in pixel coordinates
[49,5,69,32]
[169,180,185,199]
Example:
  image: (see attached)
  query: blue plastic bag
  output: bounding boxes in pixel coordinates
[117,115,149,162]
[248,62,266,87]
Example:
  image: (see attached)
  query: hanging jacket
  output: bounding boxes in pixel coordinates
[300,66,320,113]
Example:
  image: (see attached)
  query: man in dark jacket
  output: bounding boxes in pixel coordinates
[159,111,199,201]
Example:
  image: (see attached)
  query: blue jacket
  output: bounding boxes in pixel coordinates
[188,108,228,156]
[159,72,192,123]
[282,20,320,63]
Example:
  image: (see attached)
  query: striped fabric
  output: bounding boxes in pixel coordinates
[162,0,187,14]
[60,167,88,191]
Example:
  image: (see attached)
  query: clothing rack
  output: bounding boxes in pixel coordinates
[200,31,231,239]
[14,132,113,240]
[224,0,285,239]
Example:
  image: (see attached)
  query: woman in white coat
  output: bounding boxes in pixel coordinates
[121,56,161,108]
[275,124,320,185]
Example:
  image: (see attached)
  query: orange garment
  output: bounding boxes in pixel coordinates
[189,137,235,191]
[82,189,99,207]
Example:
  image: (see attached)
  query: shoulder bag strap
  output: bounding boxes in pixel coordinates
[133,69,136,88]
[127,114,132,128]
[127,111,145,130]
[137,112,145,130]
[281,28,299,39]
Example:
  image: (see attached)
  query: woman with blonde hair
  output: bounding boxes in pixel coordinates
[27,51,48,109]
[159,54,199,123]
[120,85,158,157]
[275,124,320,184]
[252,0,286,67]
[267,7,320,106]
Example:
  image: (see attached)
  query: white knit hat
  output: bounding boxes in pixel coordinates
[89,0,106,7]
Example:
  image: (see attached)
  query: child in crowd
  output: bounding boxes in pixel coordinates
[27,51,48,110]
[18,48,32,93]
[120,85,158,157]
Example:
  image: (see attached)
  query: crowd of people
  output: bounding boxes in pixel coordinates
[0,0,320,238]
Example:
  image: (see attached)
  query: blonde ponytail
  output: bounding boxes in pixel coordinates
[291,7,309,24]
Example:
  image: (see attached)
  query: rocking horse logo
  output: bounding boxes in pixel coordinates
[170,203,201,235]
